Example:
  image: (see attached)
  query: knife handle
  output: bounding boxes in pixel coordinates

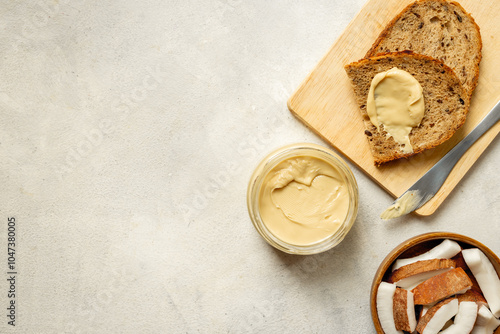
[422,100,500,192]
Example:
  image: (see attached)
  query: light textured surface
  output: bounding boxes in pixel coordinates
[0,1,498,333]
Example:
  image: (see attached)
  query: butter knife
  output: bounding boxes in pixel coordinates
[381,100,500,219]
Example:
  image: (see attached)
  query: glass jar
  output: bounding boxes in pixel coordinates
[247,143,359,255]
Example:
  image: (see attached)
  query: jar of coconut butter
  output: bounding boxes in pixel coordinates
[247,143,358,255]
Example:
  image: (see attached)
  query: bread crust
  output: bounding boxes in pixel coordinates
[366,0,482,100]
[345,51,469,166]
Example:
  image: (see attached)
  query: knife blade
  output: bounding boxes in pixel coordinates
[381,99,500,219]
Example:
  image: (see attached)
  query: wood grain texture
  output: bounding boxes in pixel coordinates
[287,0,500,216]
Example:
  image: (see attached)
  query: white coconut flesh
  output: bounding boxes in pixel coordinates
[462,248,500,318]
[406,289,417,332]
[422,298,459,334]
[379,241,500,334]
[377,282,403,334]
[470,305,500,334]
[440,301,478,334]
[442,319,455,331]
[421,304,432,317]
[395,268,454,290]
[392,240,461,271]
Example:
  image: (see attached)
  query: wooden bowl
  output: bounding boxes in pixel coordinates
[370,232,500,334]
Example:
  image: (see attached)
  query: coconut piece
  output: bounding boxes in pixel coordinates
[412,268,472,305]
[442,319,454,331]
[452,252,469,272]
[440,301,478,334]
[471,305,500,334]
[416,298,459,334]
[457,289,488,308]
[377,282,404,334]
[393,240,461,271]
[390,259,456,282]
[393,268,452,290]
[393,287,417,332]
[462,248,500,318]
[421,304,432,317]
[455,252,490,295]
[389,259,456,289]
[469,269,487,294]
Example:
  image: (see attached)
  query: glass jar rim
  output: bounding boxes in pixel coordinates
[247,143,359,255]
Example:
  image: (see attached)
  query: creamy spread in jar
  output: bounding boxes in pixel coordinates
[367,67,425,153]
[258,156,349,246]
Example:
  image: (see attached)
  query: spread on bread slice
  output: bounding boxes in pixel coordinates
[345,51,469,165]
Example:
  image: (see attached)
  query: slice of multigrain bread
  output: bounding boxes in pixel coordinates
[366,0,482,100]
[344,51,469,166]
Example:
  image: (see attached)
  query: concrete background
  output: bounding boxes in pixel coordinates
[0,0,498,333]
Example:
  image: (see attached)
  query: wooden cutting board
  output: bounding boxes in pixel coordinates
[288,0,500,216]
